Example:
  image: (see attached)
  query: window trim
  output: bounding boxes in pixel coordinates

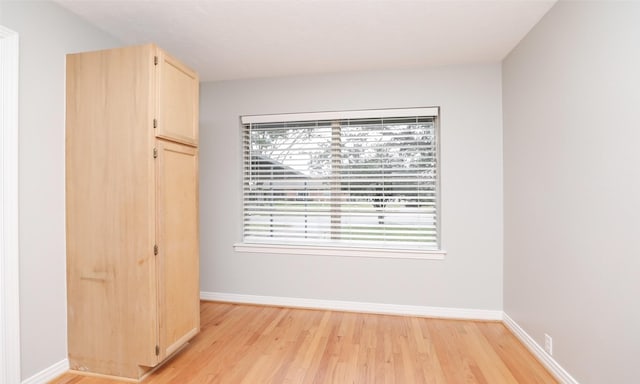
[241,107,439,124]
[238,106,444,257]
[234,242,446,260]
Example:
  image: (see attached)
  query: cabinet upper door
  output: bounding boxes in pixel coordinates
[156,49,199,146]
[155,140,200,360]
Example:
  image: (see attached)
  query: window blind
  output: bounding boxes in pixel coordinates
[242,108,440,251]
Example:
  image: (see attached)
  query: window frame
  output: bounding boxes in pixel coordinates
[235,107,445,260]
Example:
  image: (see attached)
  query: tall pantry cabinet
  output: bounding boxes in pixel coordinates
[65,44,200,380]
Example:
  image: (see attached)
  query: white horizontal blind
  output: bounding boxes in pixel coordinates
[242,108,439,250]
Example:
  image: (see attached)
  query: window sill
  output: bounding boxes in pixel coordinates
[233,243,446,260]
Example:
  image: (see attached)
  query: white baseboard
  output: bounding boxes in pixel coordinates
[21,359,69,384]
[200,291,503,321]
[503,313,579,384]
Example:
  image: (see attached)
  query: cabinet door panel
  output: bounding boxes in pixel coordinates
[155,140,200,359]
[157,51,199,145]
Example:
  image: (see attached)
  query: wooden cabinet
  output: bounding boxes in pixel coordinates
[65,44,199,380]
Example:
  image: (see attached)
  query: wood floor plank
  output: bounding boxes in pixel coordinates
[50,301,558,384]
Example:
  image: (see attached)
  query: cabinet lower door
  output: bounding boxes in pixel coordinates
[155,140,200,359]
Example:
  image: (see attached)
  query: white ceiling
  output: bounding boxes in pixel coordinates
[54,0,556,82]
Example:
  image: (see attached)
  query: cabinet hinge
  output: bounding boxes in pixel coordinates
[153,148,158,159]
[154,56,158,66]
[154,244,158,256]
[155,345,160,356]
[153,118,157,129]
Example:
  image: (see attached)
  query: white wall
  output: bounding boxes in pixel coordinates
[0,1,120,380]
[503,2,640,383]
[200,65,504,310]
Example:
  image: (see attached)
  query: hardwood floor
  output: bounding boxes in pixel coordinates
[51,301,557,384]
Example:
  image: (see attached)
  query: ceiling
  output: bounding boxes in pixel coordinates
[54,0,556,82]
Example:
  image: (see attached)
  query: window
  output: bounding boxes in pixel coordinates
[238,107,442,258]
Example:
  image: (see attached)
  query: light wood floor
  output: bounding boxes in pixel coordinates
[51,301,557,384]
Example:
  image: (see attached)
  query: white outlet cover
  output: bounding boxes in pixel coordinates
[544,334,553,355]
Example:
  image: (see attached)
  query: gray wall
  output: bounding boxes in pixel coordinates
[0,1,120,380]
[503,2,640,383]
[200,65,504,310]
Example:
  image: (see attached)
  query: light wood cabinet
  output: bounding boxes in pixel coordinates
[65,44,199,380]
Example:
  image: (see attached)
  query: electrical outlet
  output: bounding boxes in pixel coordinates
[544,334,553,355]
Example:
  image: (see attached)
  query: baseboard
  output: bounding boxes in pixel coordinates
[200,291,503,321]
[21,359,69,384]
[503,313,579,384]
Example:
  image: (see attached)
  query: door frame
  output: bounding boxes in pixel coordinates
[0,25,21,384]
